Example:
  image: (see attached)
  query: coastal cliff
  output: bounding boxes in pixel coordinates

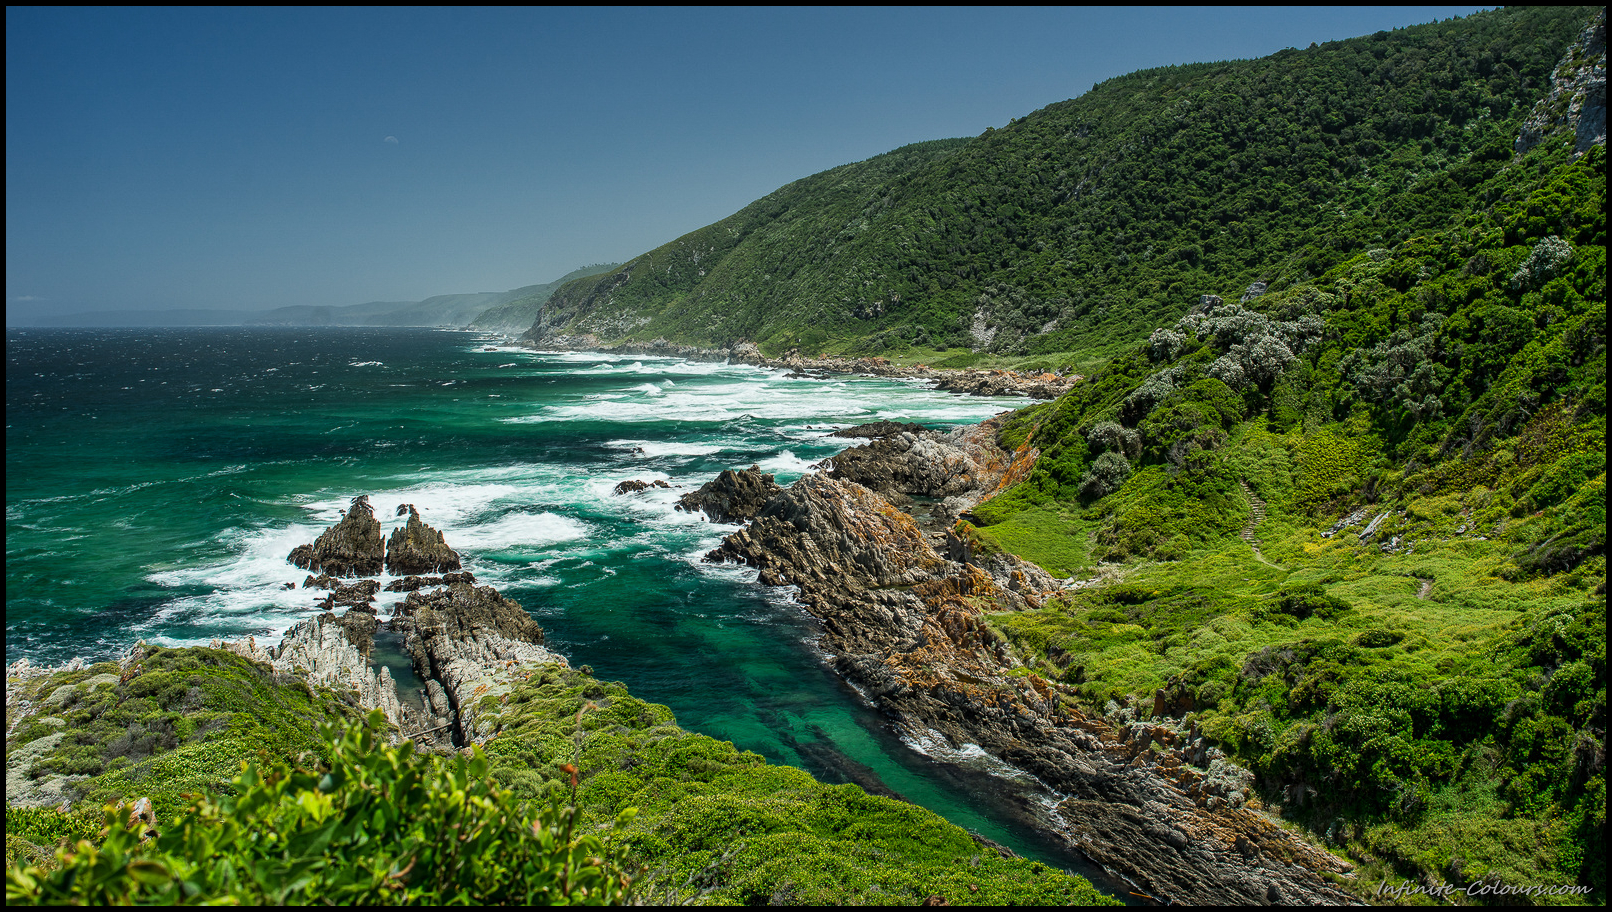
[704,422,1357,904]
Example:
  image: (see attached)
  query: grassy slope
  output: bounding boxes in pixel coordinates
[473,664,1114,905]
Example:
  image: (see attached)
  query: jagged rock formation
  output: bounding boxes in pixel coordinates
[1517,9,1606,155]
[823,416,1034,529]
[316,579,380,611]
[384,505,461,576]
[676,465,785,523]
[274,500,563,747]
[705,430,1355,905]
[390,582,564,744]
[288,496,385,577]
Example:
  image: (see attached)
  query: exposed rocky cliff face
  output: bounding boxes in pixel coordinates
[704,426,1356,904]
[1517,9,1606,155]
[384,504,462,575]
[288,495,385,577]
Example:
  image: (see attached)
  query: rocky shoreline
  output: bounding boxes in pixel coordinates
[520,333,1083,400]
[8,429,1353,904]
[673,420,1358,904]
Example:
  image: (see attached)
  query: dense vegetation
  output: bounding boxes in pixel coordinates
[526,7,1591,363]
[521,10,1604,897]
[4,648,364,832]
[8,711,634,905]
[5,654,1113,905]
[7,7,1603,905]
[969,107,1604,901]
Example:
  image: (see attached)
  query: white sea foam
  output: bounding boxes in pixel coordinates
[350,361,384,367]
[900,730,1042,785]
[450,511,589,552]
[757,449,821,481]
[605,439,727,459]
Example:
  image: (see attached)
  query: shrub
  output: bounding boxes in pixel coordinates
[1080,452,1133,499]
[1275,583,1353,621]
[5,710,635,906]
[1085,421,1142,460]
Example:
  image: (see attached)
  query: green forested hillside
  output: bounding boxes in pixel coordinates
[470,263,622,333]
[964,83,1605,907]
[526,6,1591,362]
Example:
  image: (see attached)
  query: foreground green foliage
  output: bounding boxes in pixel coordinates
[7,711,633,905]
[4,647,365,826]
[474,664,1116,905]
[7,655,1115,905]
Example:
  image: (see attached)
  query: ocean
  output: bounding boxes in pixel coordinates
[6,326,1116,888]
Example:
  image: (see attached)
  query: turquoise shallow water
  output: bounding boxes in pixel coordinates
[6,326,1124,895]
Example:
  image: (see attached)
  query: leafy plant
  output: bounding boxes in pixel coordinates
[6,710,635,905]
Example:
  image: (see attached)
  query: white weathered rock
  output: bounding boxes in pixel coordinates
[212,615,403,727]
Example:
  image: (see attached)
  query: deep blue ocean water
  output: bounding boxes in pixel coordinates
[6,326,1122,893]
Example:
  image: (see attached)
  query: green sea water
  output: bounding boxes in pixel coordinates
[6,326,1123,893]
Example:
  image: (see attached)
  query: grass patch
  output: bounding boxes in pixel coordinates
[971,507,1092,578]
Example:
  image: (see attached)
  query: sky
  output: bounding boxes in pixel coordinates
[6,6,1491,324]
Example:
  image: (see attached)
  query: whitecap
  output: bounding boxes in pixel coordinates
[450,511,589,552]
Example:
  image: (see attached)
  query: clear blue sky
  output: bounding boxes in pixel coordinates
[6,7,1490,323]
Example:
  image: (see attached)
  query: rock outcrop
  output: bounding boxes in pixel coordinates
[288,495,385,577]
[613,478,672,495]
[831,420,931,439]
[822,415,1035,530]
[384,505,462,576]
[1517,9,1606,155]
[385,571,475,592]
[316,579,380,610]
[210,618,403,728]
[274,498,562,747]
[390,582,565,744]
[704,424,1356,905]
[676,465,785,523]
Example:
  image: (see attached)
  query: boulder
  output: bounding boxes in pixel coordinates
[613,479,671,495]
[677,465,784,523]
